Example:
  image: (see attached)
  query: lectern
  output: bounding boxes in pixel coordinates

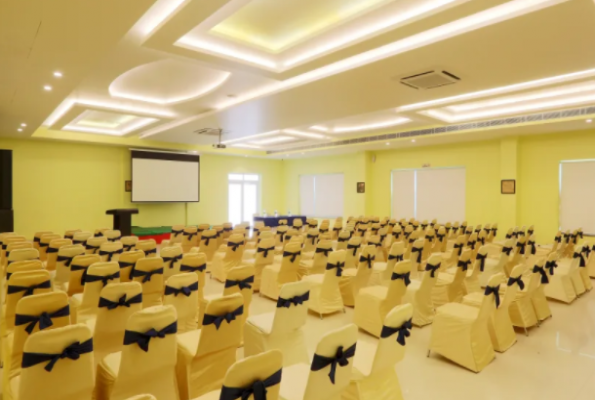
[106,209,138,236]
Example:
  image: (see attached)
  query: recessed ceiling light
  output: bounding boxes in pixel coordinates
[43,85,52,91]
[411,139,416,142]
[17,128,22,132]
[53,71,63,78]
[386,142,390,145]
[587,119,592,123]
[20,123,26,127]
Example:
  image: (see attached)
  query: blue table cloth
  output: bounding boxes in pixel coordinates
[253,215,307,227]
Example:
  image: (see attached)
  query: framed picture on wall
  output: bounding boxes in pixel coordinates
[125,180,132,192]
[357,182,365,193]
[501,179,516,194]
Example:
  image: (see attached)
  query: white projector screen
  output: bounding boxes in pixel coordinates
[560,161,595,234]
[299,174,344,218]
[131,151,200,202]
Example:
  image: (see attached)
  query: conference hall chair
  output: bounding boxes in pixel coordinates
[279,324,357,400]
[344,236,362,270]
[86,282,143,366]
[161,246,183,282]
[4,248,37,280]
[96,306,180,400]
[71,231,92,247]
[211,234,245,282]
[422,228,435,261]
[444,246,485,294]
[181,227,200,253]
[198,229,218,262]
[302,250,345,319]
[221,222,233,241]
[530,261,552,323]
[368,241,404,286]
[206,265,254,327]
[544,252,576,303]
[339,245,375,307]
[197,223,210,242]
[479,240,510,287]
[99,241,124,264]
[274,226,289,254]
[85,236,107,256]
[170,224,185,245]
[164,273,199,333]
[176,294,244,399]
[368,233,386,262]
[8,324,94,400]
[54,245,88,292]
[463,265,523,351]
[135,239,157,258]
[118,250,145,282]
[241,238,276,292]
[244,281,310,366]
[299,240,332,278]
[260,242,301,301]
[243,230,272,259]
[556,246,586,297]
[334,230,351,252]
[131,257,165,308]
[3,291,70,388]
[71,261,120,323]
[177,252,207,301]
[573,244,592,291]
[343,304,413,400]
[408,238,425,278]
[36,233,59,263]
[3,236,28,264]
[432,249,472,307]
[353,260,411,337]
[428,273,502,373]
[585,243,595,278]
[402,254,440,327]
[5,260,42,284]
[331,220,342,240]
[302,228,319,256]
[95,228,110,237]
[105,230,122,243]
[45,238,73,271]
[32,231,52,252]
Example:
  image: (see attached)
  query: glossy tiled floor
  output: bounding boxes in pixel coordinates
[203,277,595,400]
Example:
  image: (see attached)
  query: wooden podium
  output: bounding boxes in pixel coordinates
[106,209,138,236]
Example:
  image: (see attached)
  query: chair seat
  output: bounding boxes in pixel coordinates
[436,302,479,322]
[372,262,387,272]
[436,272,454,286]
[278,363,310,400]
[358,285,388,300]
[177,329,202,357]
[246,312,274,335]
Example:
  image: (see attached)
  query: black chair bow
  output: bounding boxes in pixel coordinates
[145,248,158,255]
[94,232,103,237]
[425,235,434,242]
[99,248,124,261]
[516,242,525,255]
[545,260,557,275]
[311,343,356,384]
[85,243,100,253]
[533,265,549,284]
[307,234,319,245]
[484,285,501,308]
[124,321,177,352]
[70,264,90,285]
[554,236,562,243]
[73,239,86,245]
[458,259,471,271]
[326,262,345,276]
[315,247,332,257]
[476,253,487,272]
[99,293,142,310]
[180,263,206,273]
[223,227,233,232]
[56,254,76,267]
[228,241,244,252]
[502,247,513,256]
[33,237,41,243]
[123,244,135,252]
[527,240,536,255]
[467,240,476,249]
[131,268,163,283]
[85,271,120,287]
[391,271,411,286]
[22,338,93,372]
[46,247,59,254]
[453,243,463,256]
[165,281,199,297]
[320,228,329,233]
[225,276,254,290]
[347,244,360,256]
[162,253,183,269]
[283,251,300,263]
[380,319,413,346]
[388,254,404,262]
[184,231,198,241]
[171,229,183,237]
[220,369,282,400]
[277,292,310,308]
[425,262,441,278]
[506,234,512,239]
[574,252,586,267]
[411,247,422,263]
[338,237,349,243]
[203,305,244,329]
[15,305,70,334]
[257,246,275,258]
[118,260,136,270]
[527,229,534,236]
[436,234,445,241]
[359,254,374,269]
[7,280,51,296]
[508,276,525,290]
[202,236,216,246]
[421,224,428,230]
[107,236,121,242]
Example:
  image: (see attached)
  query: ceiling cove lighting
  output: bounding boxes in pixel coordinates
[232,144,262,149]
[310,125,330,132]
[425,93,595,122]
[63,117,158,136]
[332,117,411,133]
[53,71,63,78]
[282,129,329,139]
[139,0,188,36]
[398,66,595,112]
[221,130,280,145]
[250,136,295,145]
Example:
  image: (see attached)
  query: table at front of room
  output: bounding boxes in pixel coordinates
[253,215,307,227]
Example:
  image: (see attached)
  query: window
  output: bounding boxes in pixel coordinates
[228,174,260,225]
[560,160,595,234]
[300,174,344,218]
[391,167,466,222]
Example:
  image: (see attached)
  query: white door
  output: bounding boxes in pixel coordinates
[228,174,260,225]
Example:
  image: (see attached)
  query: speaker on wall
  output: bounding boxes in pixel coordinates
[0,149,14,232]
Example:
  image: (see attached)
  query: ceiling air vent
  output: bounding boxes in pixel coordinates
[399,70,460,90]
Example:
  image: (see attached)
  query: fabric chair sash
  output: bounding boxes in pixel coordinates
[476,253,487,271]
[387,254,404,262]
[347,244,360,256]
[180,263,206,273]
[145,248,157,255]
[436,234,445,242]
[484,285,501,308]
[220,369,282,400]
[184,232,198,240]
[71,264,90,285]
[359,254,374,269]
[22,338,93,372]
[124,321,178,352]
[283,251,300,263]
[163,254,183,269]
[391,271,411,286]
[99,293,142,309]
[467,240,476,249]
[85,243,100,253]
[171,229,183,237]
[502,246,513,256]
[453,243,463,256]
[573,252,586,267]
[202,236,215,246]
[307,234,318,245]
[315,247,332,257]
[425,262,441,278]
[118,260,135,269]
[107,236,121,242]
[165,281,199,297]
[277,292,310,308]
[203,305,244,330]
[516,242,525,255]
[380,318,413,346]
[15,305,70,334]
[228,241,244,252]
[533,265,549,284]
[311,343,356,384]
[554,236,562,243]
[338,237,349,243]
[457,259,471,271]
[123,244,135,251]
[85,271,120,287]
[225,276,254,290]
[7,280,51,296]
[326,262,345,277]
[46,247,59,254]
[257,246,275,258]
[131,268,164,283]
[95,232,103,237]
[545,260,557,275]
[56,254,77,267]
[99,248,124,261]
[508,275,525,290]
[411,247,422,263]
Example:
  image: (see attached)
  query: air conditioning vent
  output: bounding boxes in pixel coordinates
[400,70,460,90]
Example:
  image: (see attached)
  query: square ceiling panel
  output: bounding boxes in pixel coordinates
[65,110,158,135]
[210,0,392,53]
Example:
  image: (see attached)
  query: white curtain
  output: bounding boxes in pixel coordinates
[391,170,415,220]
[560,161,595,233]
[300,174,344,218]
[416,168,466,222]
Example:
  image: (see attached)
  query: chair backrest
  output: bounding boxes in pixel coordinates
[6,247,38,272]
[253,238,276,266]
[105,230,122,242]
[38,233,59,261]
[335,231,351,251]
[164,273,199,333]
[135,239,157,257]
[224,265,255,314]
[79,262,120,313]
[99,241,124,264]
[6,259,42,281]
[118,250,146,282]
[46,238,73,270]
[344,236,362,269]
[119,236,139,252]
[304,324,358,400]
[225,233,246,261]
[384,260,411,313]
[309,240,333,274]
[65,253,100,296]
[278,242,301,284]
[5,270,53,330]
[131,257,164,301]
[220,350,283,400]
[275,226,289,247]
[85,236,107,256]
[352,246,374,297]
[94,228,110,237]
[199,229,219,261]
[94,282,143,358]
[197,293,245,357]
[11,292,71,374]
[382,242,405,281]
[449,249,472,301]
[170,224,185,244]
[502,264,524,309]
[271,281,311,334]
[304,228,319,253]
[72,231,92,246]
[179,252,207,299]
[371,303,414,374]
[409,238,425,274]
[477,273,504,323]
[160,246,184,281]
[182,226,199,251]
[18,324,94,400]
[33,231,53,250]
